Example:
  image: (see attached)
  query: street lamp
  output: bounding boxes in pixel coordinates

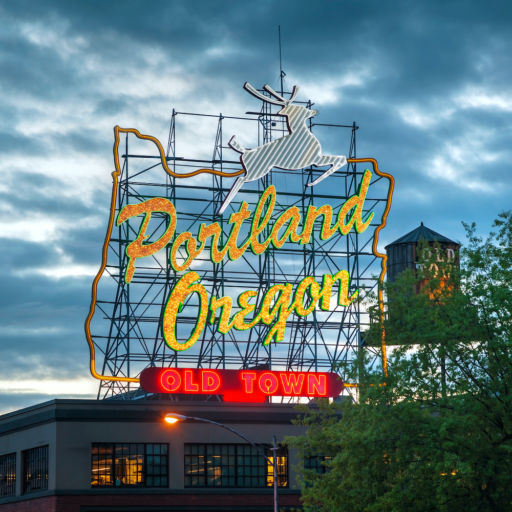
[164,413,280,512]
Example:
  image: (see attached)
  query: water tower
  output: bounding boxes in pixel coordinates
[385,222,460,285]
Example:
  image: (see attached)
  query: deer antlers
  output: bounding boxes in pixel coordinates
[243,82,299,105]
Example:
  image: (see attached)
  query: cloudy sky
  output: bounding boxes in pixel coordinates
[0,0,511,414]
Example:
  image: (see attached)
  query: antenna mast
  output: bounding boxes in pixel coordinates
[278,25,285,95]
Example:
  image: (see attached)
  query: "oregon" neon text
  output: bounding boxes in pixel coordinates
[117,171,374,351]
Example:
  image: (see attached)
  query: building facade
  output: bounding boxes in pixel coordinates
[0,399,307,511]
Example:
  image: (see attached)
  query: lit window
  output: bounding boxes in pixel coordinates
[184,443,288,488]
[91,443,168,488]
[266,448,288,487]
[91,443,113,486]
[0,452,16,497]
[22,446,48,494]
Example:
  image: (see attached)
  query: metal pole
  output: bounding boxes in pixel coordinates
[166,414,279,512]
[272,435,279,512]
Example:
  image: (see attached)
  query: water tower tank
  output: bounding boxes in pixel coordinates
[385,222,460,283]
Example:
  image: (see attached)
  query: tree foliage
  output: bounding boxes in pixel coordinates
[290,212,512,512]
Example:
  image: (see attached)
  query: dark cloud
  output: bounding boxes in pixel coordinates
[0,238,56,270]
[53,130,108,155]
[1,173,99,217]
[0,263,90,326]
[0,333,89,380]
[93,98,132,117]
[0,34,83,101]
[59,223,111,265]
[0,130,47,154]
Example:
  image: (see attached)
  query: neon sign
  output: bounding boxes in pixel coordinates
[84,82,395,386]
[140,367,343,402]
[116,172,372,350]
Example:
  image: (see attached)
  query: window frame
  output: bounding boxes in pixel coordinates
[22,445,48,495]
[0,452,16,497]
[91,442,169,488]
[184,443,288,489]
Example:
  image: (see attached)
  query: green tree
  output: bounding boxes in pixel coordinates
[290,212,512,512]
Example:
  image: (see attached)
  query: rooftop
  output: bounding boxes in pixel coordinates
[386,222,459,248]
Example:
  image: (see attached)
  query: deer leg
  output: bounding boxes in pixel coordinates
[307,155,347,186]
[228,135,245,154]
[217,176,246,216]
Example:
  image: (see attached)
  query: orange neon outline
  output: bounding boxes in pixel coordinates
[343,158,395,385]
[113,126,244,180]
[85,128,394,384]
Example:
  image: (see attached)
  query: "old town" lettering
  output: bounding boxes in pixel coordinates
[139,367,343,402]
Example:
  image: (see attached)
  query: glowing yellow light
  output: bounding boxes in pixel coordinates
[164,416,180,425]
[162,271,209,351]
[117,197,177,283]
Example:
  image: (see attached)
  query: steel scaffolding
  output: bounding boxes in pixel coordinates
[89,89,391,399]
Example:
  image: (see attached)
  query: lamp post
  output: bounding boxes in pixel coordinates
[164,413,279,512]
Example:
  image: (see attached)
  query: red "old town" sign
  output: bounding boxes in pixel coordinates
[140,367,343,403]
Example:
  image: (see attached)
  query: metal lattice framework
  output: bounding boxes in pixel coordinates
[89,89,392,399]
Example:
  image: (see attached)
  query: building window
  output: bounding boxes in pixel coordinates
[22,446,48,494]
[91,443,168,487]
[184,443,288,488]
[305,455,333,474]
[0,453,16,497]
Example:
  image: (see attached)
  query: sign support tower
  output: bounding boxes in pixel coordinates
[91,88,389,400]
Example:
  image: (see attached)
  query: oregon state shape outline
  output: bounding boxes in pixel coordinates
[84,126,395,384]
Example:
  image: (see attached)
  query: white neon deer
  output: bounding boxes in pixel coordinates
[218,82,347,215]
